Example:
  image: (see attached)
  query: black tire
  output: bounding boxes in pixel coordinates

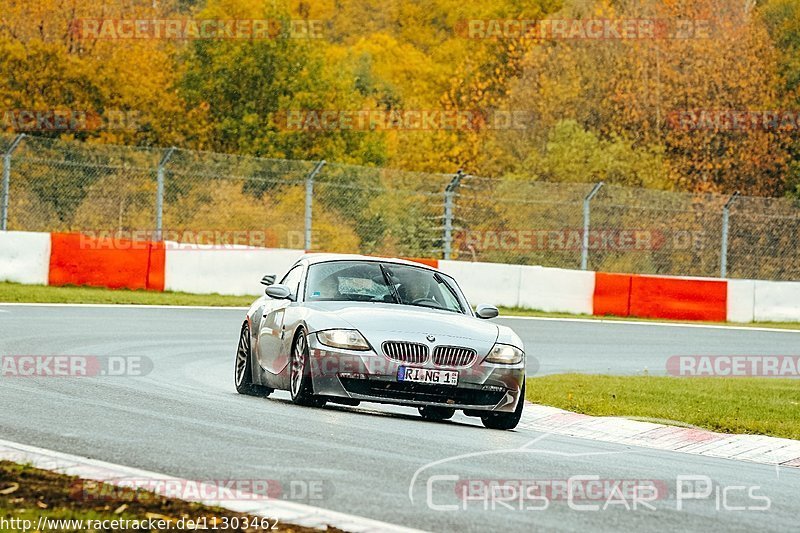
[481,383,525,430]
[235,322,273,397]
[419,406,455,421]
[290,328,327,407]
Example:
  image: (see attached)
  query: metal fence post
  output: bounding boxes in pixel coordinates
[720,191,740,278]
[1,134,26,231]
[304,160,326,251]
[581,182,604,270]
[443,170,464,260]
[155,147,176,241]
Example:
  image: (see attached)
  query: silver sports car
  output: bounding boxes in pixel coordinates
[234,254,526,430]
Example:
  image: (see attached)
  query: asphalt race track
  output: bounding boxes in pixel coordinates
[507,316,800,376]
[1,305,798,532]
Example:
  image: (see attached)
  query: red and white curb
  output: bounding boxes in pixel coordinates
[519,402,800,468]
[0,439,427,533]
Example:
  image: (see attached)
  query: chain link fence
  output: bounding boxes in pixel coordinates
[2,134,800,281]
[161,148,315,248]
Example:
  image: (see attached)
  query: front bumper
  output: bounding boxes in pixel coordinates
[306,334,525,412]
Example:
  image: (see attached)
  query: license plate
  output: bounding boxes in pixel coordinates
[398,366,458,386]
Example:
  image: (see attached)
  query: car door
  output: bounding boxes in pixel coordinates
[257,264,304,376]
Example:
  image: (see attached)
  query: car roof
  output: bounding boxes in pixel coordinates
[299,253,441,272]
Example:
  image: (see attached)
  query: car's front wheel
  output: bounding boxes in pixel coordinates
[481,383,525,430]
[290,328,327,407]
[418,406,455,421]
[235,322,273,397]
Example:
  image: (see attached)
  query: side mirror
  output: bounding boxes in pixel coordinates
[475,304,499,319]
[261,274,276,286]
[265,284,292,300]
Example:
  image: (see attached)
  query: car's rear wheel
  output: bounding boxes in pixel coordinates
[481,383,525,430]
[418,406,455,421]
[235,322,272,397]
[290,328,327,407]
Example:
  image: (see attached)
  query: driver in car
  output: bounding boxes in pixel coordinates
[397,274,434,304]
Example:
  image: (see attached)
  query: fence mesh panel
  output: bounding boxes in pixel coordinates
[314,164,452,257]
[8,137,159,234]
[452,178,594,268]
[3,134,800,281]
[728,196,800,280]
[0,134,16,154]
[162,149,315,249]
[588,185,727,278]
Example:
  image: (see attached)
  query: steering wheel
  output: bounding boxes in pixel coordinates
[412,297,441,307]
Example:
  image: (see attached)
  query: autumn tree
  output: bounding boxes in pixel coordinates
[484,0,794,195]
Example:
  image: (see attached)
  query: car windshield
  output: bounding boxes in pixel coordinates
[305,261,467,314]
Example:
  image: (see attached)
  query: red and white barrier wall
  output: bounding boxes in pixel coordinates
[164,243,305,296]
[1,230,799,323]
[0,231,50,285]
[440,260,595,315]
[48,233,166,291]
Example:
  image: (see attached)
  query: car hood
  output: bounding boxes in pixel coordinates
[303,301,499,343]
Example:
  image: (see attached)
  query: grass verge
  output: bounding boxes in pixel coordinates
[0,282,253,307]
[526,374,800,440]
[0,461,332,533]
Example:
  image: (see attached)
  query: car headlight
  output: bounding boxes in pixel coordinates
[317,329,371,351]
[485,343,524,365]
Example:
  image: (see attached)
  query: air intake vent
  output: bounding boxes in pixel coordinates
[433,346,476,367]
[382,342,429,364]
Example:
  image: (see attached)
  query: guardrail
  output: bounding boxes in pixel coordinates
[2,231,799,323]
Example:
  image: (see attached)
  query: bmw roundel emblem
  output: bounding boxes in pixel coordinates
[426,335,436,342]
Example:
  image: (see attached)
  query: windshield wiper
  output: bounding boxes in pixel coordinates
[405,301,461,314]
[379,264,400,304]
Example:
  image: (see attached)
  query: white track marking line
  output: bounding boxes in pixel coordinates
[503,315,800,334]
[2,302,799,333]
[0,438,427,533]
[0,302,248,310]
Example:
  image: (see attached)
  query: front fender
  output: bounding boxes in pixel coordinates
[495,325,524,353]
[289,306,359,335]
